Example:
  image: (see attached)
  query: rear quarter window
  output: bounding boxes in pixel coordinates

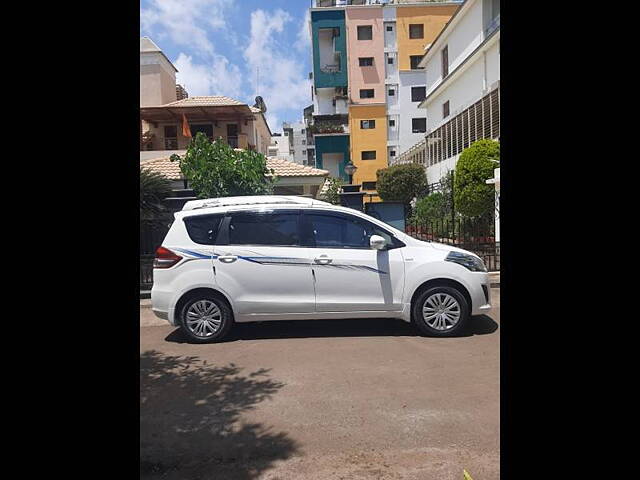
[183,214,224,245]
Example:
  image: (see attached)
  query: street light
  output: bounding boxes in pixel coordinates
[344,161,357,184]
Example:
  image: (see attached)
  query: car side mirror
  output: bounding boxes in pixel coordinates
[370,235,387,250]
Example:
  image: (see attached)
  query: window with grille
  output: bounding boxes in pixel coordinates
[443,100,450,118]
[359,57,374,66]
[357,25,372,40]
[362,181,377,190]
[361,150,376,160]
[410,55,423,70]
[411,86,426,102]
[441,45,449,77]
[409,24,424,39]
[360,89,374,98]
[412,118,426,133]
[389,119,395,127]
[388,88,395,96]
[360,120,376,129]
[387,57,393,64]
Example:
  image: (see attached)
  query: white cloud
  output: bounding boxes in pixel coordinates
[141,0,234,57]
[295,10,311,52]
[174,53,243,98]
[244,9,312,129]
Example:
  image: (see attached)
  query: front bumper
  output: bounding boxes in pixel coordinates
[469,272,492,315]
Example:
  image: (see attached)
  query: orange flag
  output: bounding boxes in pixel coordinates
[182,113,192,138]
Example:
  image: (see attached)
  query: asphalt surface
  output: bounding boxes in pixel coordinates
[140,289,500,480]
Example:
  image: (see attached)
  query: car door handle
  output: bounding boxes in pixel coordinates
[314,255,332,265]
[218,255,238,263]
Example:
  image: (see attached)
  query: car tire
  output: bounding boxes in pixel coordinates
[412,285,469,337]
[179,294,233,343]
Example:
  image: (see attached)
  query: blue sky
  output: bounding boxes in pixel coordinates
[141,0,313,134]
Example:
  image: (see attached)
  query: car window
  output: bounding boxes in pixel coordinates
[228,211,300,246]
[183,214,224,245]
[303,212,399,249]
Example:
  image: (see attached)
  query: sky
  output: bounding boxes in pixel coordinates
[140,0,313,134]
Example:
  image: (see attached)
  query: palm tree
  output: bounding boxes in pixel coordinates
[140,168,172,220]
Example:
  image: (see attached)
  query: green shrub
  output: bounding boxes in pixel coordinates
[454,139,499,218]
[170,132,276,199]
[322,177,344,205]
[376,163,428,208]
[140,168,172,220]
[413,192,447,222]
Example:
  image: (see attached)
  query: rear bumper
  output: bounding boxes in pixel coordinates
[151,286,176,326]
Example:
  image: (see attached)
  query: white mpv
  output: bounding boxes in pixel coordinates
[151,196,491,343]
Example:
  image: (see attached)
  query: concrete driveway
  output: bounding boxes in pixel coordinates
[140,289,500,480]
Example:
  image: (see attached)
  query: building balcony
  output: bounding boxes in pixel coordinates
[141,133,249,152]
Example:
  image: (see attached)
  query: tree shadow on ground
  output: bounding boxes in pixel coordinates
[140,350,299,479]
[164,315,498,344]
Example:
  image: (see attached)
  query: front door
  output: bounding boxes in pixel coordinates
[213,209,315,318]
[301,210,405,312]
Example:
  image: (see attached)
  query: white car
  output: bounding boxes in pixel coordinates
[151,196,491,343]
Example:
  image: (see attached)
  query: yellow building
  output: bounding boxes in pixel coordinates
[349,104,388,202]
[396,5,459,72]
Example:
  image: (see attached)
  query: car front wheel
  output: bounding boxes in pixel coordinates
[179,294,233,343]
[412,285,469,337]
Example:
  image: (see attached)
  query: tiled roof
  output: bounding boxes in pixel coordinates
[266,158,329,177]
[140,156,182,180]
[140,155,329,181]
[163,96,246,107]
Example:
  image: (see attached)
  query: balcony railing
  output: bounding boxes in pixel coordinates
[320,64,340,74]
[164,137,178,150]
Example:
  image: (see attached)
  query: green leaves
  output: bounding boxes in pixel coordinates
[140,168,172,220]
[323,177,344,204]
[454,139,499,218]
[170,132,276,199]
[376,163,428,207]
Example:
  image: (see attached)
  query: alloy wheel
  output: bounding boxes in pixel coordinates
[422,293,461,331]
[185,300,222,338]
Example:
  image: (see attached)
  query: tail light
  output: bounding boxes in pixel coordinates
[153,246,182,269]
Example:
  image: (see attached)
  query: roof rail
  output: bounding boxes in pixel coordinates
[181,195,330,211]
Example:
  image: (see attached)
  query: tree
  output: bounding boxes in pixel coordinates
[454,139,499,218]
[170,132,276,199]
[376,163,428,208]
[322,177,343,205]
[140,168,172,220]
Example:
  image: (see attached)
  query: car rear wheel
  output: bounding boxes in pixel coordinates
[179,294,233,343]
[412,285,469,337]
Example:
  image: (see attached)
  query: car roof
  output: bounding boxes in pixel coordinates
[181,195,329,212]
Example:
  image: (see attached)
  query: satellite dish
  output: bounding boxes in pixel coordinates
[253,96,267,113]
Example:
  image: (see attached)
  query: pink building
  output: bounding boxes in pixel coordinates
[345,7,385,105]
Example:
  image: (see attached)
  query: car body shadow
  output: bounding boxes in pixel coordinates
[164,314,498,343]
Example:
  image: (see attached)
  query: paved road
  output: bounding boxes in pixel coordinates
[141,289,500,480]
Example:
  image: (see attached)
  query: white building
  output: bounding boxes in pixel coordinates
[268,134,294,162]
[282,121,309,165]
[392,0,500,185]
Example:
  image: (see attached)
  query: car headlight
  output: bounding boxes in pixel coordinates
[445,251,487,272]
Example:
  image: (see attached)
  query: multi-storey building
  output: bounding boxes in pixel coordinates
[309,0,460,198]
[282,121,309,165]
[392,0,500,185]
